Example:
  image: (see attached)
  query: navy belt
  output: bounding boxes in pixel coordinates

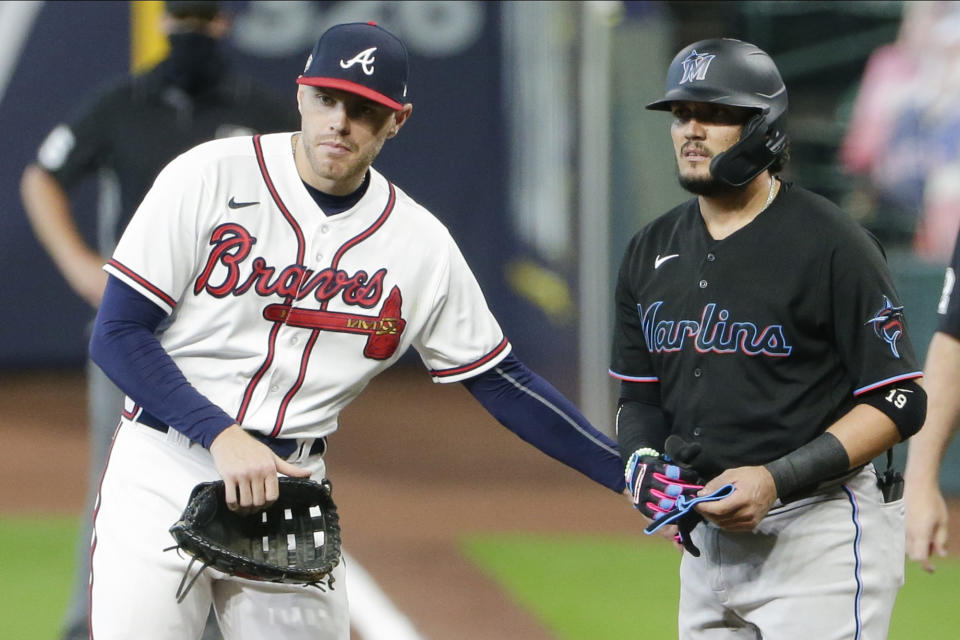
[135,410,326,458]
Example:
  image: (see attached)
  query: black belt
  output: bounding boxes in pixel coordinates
[135,410,327,458]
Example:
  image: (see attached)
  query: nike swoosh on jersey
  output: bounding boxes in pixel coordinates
[228,196,259,209]
[654,254,679,269]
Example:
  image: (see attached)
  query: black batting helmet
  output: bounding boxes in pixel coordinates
[647,38,788,187]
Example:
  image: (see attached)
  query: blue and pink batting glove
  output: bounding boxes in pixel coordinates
[624,447,704,521]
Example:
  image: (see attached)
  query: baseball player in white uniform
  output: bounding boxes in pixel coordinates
[88,21,624,639]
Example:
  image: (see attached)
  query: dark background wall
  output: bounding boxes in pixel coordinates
[2,1,543,372]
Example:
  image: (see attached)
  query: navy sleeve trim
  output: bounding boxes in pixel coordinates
[431,337,510,379]
[106,258,178,309]
[609,369,659,383]
[462,353,625,492]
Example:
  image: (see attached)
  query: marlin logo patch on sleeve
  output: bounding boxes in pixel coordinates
[865,295,905,358]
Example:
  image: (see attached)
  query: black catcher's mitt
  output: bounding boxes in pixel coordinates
[167,477,342,602]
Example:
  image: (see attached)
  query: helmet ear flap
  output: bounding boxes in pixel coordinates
[709,113,786,187]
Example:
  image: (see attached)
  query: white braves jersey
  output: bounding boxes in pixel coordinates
[104,132,510,440]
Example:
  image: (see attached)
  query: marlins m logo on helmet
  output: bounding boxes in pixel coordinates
[679,51,716,84]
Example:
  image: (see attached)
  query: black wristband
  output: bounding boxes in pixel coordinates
[616,399,669,469]
[763,432,850,500]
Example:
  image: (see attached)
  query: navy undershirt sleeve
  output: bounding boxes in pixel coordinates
[461,353,625,492]
[88,276,236,448]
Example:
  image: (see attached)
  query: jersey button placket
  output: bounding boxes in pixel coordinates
[313,223,334,265]
[692,363,704,440]
[699,251,715,289]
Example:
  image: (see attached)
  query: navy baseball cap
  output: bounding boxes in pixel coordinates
[297,22,409,111]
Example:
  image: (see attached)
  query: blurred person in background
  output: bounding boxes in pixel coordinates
[839,0,960,260]
[19,2,298,638]
[904,226,960,572]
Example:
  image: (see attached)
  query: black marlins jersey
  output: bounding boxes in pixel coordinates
[610,182,923,477]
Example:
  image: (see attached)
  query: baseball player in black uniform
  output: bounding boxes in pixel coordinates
[904,225,960,572]
[610,38,926,639]
[19,3,297,639]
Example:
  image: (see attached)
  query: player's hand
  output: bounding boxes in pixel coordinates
[904,480,949,572]
[621,460,683,551]
[209,424,311,515]
[695,466,777,532]
[623,490,682,545]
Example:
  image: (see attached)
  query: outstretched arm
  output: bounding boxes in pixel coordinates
[461,354,625,492]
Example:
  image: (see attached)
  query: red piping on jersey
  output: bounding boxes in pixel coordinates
[237,135,307,425]
[608,370,659,383]
[269,182,397,435]
[237,289,285,425]
[430,337,510,379]
[107,259,177,309]
[243,135,399,436]
[252,134,306,267]
[853,371,924,396]
[324,183,397,305]
[274,328,321,430]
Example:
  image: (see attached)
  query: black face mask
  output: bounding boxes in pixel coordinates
[161,31,224,94]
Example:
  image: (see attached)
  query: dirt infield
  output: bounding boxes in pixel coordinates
[3,367,959,639]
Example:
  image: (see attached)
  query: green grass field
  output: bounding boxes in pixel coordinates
[3,517,958,640]
[463,533,682,639]
[463,532,960,640]
[0,516,79,640]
